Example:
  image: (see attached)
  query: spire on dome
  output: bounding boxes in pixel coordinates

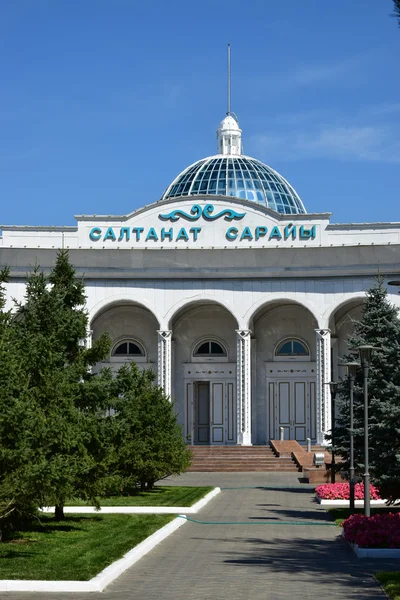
[216,44,243,155]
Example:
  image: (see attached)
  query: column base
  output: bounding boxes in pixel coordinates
[237,432,252,446]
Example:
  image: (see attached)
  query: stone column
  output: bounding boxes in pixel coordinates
[315,328,331,443]
[86,328,93,350]
[236,329,252,446]
[157,330,172,400]
[80,328,93,349]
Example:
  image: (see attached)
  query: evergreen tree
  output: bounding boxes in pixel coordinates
[0,268,43,536]
[110,363,191,491]
[13,251,111,519]
[333,277,400,501]
[394,0,400,27]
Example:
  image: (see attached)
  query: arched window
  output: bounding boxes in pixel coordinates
[193,340,227,357]
[275,338,309,357]
[112,340,145,357]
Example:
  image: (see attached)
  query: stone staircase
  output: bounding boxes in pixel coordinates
[270,440,333,482]
[187,445,298,472]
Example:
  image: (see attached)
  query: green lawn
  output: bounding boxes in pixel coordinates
[376,572,400,600]
[328,506,400,526]
[0,514,173,581]
[67,485,213,507]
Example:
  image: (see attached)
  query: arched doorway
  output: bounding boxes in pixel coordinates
[170,301,238,445]
[249,300,319,444]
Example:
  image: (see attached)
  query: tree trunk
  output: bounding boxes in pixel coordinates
[54,504,65,521]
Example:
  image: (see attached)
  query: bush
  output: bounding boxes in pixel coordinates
[110,364,191,490]
[315,482,381,500]
[343,512,400,548]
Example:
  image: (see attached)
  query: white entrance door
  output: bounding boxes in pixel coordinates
[210,381,224,444]
[275,380,310,442]
[266,362,317,443]
[191,380,236,445]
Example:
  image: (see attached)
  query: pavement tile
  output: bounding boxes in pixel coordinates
[2,473,398,600]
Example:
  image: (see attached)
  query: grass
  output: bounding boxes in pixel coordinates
[66,485,213,507]
[0,513,173,581]
[328,506,400,526]
[375,572,400,600]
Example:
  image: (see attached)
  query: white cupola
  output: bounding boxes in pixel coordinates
[216,114,242,155]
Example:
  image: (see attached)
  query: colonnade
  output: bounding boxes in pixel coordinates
[154,326,332,445]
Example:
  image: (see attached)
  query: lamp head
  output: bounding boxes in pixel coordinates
[352,344,381,368]
[342,361,359,378]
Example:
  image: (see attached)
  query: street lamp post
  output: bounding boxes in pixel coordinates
[342,361,359,514]
[327,382,339,484]
[352,345,379,518]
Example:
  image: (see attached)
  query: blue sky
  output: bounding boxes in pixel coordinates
[0,0,399,225]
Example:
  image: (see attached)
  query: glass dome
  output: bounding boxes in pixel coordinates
[162,155,306,215]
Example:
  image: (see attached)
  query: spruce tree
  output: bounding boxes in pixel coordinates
[334,277,400,501]
[394,0,400,27]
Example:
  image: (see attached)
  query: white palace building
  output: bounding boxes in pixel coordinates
[1,110,400,446]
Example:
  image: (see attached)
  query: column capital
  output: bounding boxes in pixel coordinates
[157,329,172,338]
[236,329,252,339]
[315,328,331,337]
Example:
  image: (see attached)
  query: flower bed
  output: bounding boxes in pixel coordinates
[343,512,400,548]
[315,482,381,501]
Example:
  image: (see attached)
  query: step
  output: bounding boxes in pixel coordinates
[187,467,298,472]
[190,459,293,463]
[187,444,299,472]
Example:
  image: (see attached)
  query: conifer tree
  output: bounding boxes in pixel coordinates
[333,277,400,500]
[13,251,111,519]
[394,0,400,27]
[110,363,191,491]
[0,268,43,535]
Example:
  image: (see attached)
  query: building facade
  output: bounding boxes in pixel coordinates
[1,113,400,445]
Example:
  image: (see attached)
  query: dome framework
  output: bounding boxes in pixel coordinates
[162,155,306,215]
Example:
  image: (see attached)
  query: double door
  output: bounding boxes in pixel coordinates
[269,377,316,443]
[190,380,236,445]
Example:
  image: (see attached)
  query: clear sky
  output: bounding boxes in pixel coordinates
[0,0,399,226]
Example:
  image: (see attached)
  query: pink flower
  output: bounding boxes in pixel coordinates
[315,483,381,500]
[343,512,400,548]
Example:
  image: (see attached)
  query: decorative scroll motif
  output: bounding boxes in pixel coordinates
[315,329,331,443]
[236,329,252,445]
[157,330,172,400]
[159,204,246,223]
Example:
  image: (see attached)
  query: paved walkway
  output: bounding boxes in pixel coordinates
[4,473,400,600]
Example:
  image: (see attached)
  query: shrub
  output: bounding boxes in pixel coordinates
[110,363,191,490]
[315,482,381,500]
[343,512,400,548]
